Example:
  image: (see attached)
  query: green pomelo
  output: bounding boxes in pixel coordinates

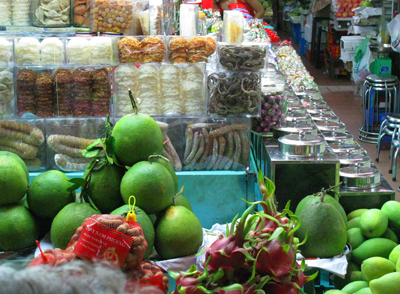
[120,161,175,215]
[113,113,164,167]
[324,291,347,294]
[353,288,372,294]
[295,200,347,258]
[152,157,178,194]
[397,256,400,271]
[27,170,76,219]
[341,281,368,293]
[0,204,40,251]
[19,194,29,209]
[154,206,203,260]
[389,245,400,264]
[361,257,395,282]
[0,155,28,205]
[0,151,29,183]
[369,272,400,294]
[347,209,368,221]
[85,164,125,213]
[347,217,361,230]
[359,209,388,238]
[381,227,399,243]
[174,194,193,212]
[110,205,155,260]
[381,201,400,233]
[352,238,397,265]
[333,262,361,289]
[148,214,157,225]
[347,228,366,250]
[51,203,99,249]
[295,194,347,224]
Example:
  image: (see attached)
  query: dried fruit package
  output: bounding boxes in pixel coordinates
[223,10,244,43]
[32,0,71,27]
[73,0,91,27]
[167,36,217,64]
[149,0,164,35]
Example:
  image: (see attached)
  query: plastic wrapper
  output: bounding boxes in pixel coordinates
[90,0,134,34]
[181,117,250,171]
[54,68,73,117]
[132,0,148,35]
[66,37,91,65]
[15,38,41,66]
[16,68,38,116]
[90,37,117,65]
[114,64,138,117]
[251,92,287,134]
[40,37,65,66]
[0,0,11,26]
[218,42,268,71]
[167,36,217,64]
[138,10,150,35]
[32,0,71,27]
[179,4,198,36]
[207,71,261,117]
[222,10,244,43]
[45,117,106,171]
[149,0,164,35]
[73,0,91,27]
[136,63,161,115]
[0,118,45,172]
[117,36,165,63]
[0,37,13,66]
[66,37,117,65]
[0,68,14,118]
[11,0,31,26]
[181,64,206,115]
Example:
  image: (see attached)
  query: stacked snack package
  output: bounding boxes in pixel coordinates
[12,0,31,25]
[54,69,74,117]
[149,0,163,35]
[33,0,71,27]
[137,64,160,115]
[179,4,198,36]
[73,0,91,27]
[90,37,115,65]
[117,37,141,63]
[91,68,111,117]
[117,36,165,63]
[17,69,36,115]
[40,38,65,66]
[168,36,189,63]
[0,69,13,117]
[140,36,165,63]
[160,64,182,115]
[15,38,41,66]
[72,69,93,117]
[34,72,54,118]
[132,0,145,35]
[223,10,244,43]
[168,36,217,64]
[66,38,91,65]
[182,65,205,115]
[115,65,138,116]
[0,37,12,66]
[0,0,11,26]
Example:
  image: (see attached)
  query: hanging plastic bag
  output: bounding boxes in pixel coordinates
[388,14,400,53]
[352,37,372,85]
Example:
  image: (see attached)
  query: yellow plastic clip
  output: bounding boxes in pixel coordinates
[126,195,137,222]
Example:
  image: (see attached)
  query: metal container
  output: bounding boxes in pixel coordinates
[329,141,362,154]
[340,164,381,190]
[287,96,300,104]
[315,120,346,133]
[272,122,318,139]
[338,151,371,167]
[288,101,301,107]
[323,130,354,144]
[305,104,332,115]
[311,112,340,123]
[278,132,326,157]
[285,112,312,124]
[288,106,307,114]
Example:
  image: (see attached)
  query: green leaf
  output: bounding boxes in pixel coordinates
[267,227,284,241]
[105,136,115,155]
[87,195,100,212]
[218,284,243,292]
[86,139,102,151]
[265,176,275,199]
[67,178,86,192]
[82,148,102,158]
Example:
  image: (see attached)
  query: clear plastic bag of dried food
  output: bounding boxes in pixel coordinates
[0,118,45,172]
[132,0,148,35]
[117,36,166,63]
[32,0,71,27]
[73,0,91,27]
[222,10,244,43]
[167,36,218,65]
[0,37,13,66]
[149,0,164,35]
[181,117,251,171]
[89,0,134,35]
[0,68,14,118]
[45,117,108,172]
[218,42,269,71]
[207,71,261,118]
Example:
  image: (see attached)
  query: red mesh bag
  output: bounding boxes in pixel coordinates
[28,246,78,267]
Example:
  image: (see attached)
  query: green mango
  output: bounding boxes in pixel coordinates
[352,238,397,265]
[341,281,368,294]
[369,272,400,294]
[361,257,395,282]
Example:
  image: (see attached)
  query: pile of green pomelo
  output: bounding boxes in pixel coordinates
[0,111,203,261]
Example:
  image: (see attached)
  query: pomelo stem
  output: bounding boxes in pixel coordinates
[148,154,169,163]
[128,89,138,115]
[173,186,185,205]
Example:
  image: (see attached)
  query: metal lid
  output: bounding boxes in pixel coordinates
[329,141,361,153]
[338,151,371,166]
[278,131,324,147]
[322,130,352,141]
[273,121,316,133]
[366,74,398,83]
[285,112,311,122]
[340,164,381,189]
[311,113,339,122]
[316,120,346,132]
[340,165,379,178]
[288,100,300,107]
[306,105,332,115]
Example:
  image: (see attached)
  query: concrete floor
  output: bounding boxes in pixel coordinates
[299,55,400,201]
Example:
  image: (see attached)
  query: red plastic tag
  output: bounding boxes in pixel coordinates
[125,276,165,293]
[73,219,133,267]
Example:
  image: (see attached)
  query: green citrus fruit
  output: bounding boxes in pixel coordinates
[85,164,125,213]
[27,170,76,219]
[0,151,29,183]
[120,161,175,214]
[113,113,164,167]
[111,204,155,259]
[0,204,40,251]
[174,194,193,211]
[51,203,99,249]
[0,155,28,205]
[154,206,203,260]
[152,156,179,194]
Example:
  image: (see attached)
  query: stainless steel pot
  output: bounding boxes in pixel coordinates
[340,164,381,190]
[305,104,333,115]
[285,112,312,124]
[322,130,354,144]
[278,131,326,157]
[315,120,346,133]
[288,106,307,114]
[311,112,340,123]
[272,122,318,139]
[338,151,371,167]
[328,141,362,154]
